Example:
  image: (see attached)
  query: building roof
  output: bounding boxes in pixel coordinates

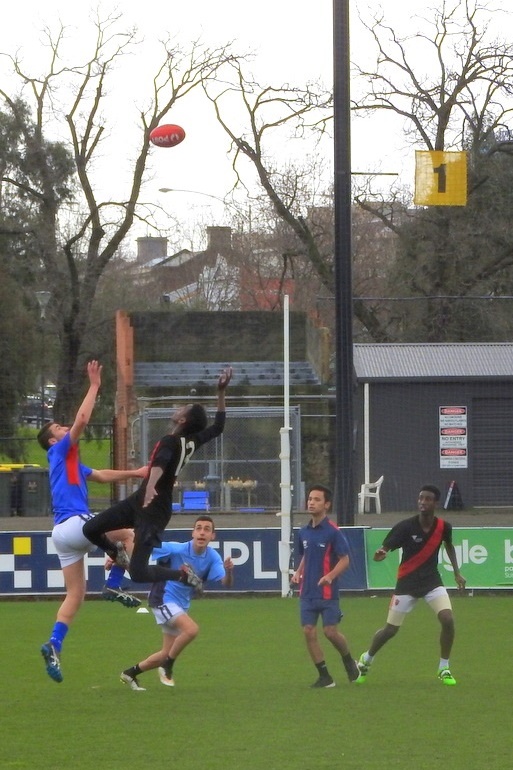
[354,342,513,381]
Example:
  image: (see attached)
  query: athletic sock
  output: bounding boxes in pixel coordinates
[341,652,359,680]
[164,657,175,677]
[363,651,374,665]
[95,535,118,560]
[439,658,449,670]
[106,565,125,589]
[315,661,330,678]
[124,664,142,678]
[50,621,68,653]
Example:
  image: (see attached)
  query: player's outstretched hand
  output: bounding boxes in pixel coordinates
[87,360,102,387]
[218,366,233,390]
[373,547,388,562]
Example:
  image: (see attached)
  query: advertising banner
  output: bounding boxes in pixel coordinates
[365,527,513,589]
[3,526,511,595]
[0,526,368,596]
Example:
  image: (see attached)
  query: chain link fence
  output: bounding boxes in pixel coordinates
[139,406,302,512]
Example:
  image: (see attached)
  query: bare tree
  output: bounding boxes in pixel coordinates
[205,63,399,340]
[353,0,513,154]
[352,0,513,341]
[204,61,334,285]
[0,11,238,419]
[204,2,513,342]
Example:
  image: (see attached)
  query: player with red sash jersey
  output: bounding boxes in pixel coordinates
[357,484,466,686]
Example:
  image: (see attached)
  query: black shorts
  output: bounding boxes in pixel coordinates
[133,499,172,549]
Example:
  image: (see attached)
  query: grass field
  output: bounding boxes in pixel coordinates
[1,594,510,770]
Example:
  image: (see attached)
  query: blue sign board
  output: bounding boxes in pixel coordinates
[0,527,368,596]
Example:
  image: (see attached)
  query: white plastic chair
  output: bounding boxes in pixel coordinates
[358,475,384,514]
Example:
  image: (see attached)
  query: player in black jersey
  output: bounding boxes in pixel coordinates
[83,367,232,586]
[357,484,466,686]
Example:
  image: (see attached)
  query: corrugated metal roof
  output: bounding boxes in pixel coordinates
[353,343,513,380]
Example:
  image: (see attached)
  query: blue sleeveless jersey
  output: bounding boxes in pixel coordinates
[47,432,92,524]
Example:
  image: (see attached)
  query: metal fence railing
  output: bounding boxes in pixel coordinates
[139,406,302,512]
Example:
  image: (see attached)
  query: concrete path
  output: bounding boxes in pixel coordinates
[2,508,512,532]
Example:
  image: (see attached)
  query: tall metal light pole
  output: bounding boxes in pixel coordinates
[333,0,355,526]
[35,291,52,428]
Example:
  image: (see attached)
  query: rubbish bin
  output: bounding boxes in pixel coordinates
[0,469,16,516]
[17,467,51,516]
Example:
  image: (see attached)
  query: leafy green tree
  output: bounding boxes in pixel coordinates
[0,267,37,447]
[385,147,513,341]
[0,103,52,447]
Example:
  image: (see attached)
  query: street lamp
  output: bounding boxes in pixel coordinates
[159,187,227,203]
[35,291,52,428]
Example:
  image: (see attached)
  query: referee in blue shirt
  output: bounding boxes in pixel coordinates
[291,484,361,688]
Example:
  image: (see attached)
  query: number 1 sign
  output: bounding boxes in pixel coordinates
[414,150,467,206]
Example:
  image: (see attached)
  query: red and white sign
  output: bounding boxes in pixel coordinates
[439,406,468,468]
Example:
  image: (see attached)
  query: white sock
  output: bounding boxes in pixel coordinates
[439,658,449,670]
[363,651,374,665]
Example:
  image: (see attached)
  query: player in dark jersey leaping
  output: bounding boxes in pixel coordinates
[83,367,232,586]
[357,484,466,686]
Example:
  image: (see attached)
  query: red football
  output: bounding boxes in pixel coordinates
[149,124,186,148]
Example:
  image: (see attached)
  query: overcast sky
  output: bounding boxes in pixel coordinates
[0,1,483,245]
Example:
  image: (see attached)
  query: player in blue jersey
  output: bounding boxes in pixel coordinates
[120,515,234,691]
[83,367,232,587]
[291,484,361,688]
[357,485,466,686]
[37,360,147,683]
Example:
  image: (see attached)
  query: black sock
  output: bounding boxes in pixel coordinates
[164,657,175,677]
[98,535,118,560]
[341,653,359,681]
[124,664,142,678]
[315,661,330,678]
